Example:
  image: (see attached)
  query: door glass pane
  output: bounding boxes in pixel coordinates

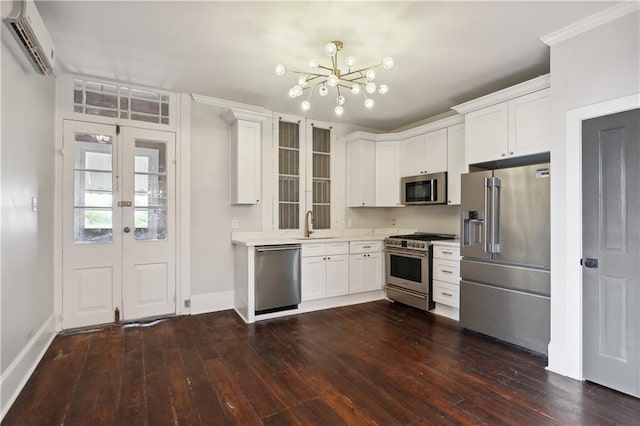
[134,139,167,241]
[73,133,113,244]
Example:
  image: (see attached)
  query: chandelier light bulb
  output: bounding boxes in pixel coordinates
[337,95,345,105]
[365,82,377,94]
[298,76,308,87]
[351,83,361,95]
[383,57,394,70]
[378,84,388,95]
[335,105,344,116]
[365,69,376,81]
[301,100,311,111]
[288,87,296,98]
[327,74,339,87]
[324,42,338,57]
[275,64,286,76]
[364,98,375,109]
[345,56,356,68]
[318,85,328,96]
[309,58,319,70]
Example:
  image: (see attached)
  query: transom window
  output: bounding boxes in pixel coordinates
[74,79,170,125]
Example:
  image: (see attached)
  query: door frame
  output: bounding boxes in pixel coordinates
[549,92,640,380]
[53,77,193,331]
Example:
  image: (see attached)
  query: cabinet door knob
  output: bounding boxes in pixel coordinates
[362,202,365,206]
[502,153,506,157]
[256,199,260,203]
[509,152,514,155]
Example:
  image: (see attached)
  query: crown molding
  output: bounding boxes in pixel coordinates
[221,108,271,125]
[451,74,550,114]
[344,113,464,143]
[541,2,640,46]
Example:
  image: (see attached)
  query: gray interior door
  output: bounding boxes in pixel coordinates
[493,164,550,268]
[582,108,640,397]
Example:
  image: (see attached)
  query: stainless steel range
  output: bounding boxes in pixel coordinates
[385,233,456,310]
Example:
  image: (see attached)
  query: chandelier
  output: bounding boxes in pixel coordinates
[275,41,394,116]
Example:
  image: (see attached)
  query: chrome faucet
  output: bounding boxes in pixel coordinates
[304,210,314,238]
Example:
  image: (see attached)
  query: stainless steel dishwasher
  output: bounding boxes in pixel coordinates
[255,244,301,315]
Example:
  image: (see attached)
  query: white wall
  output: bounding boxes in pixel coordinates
[189,102,264,298]
[1,0,56,414]
[547,11,640,377]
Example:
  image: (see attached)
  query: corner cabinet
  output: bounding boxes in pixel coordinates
[222,108,270,205]
[453,75,550,166]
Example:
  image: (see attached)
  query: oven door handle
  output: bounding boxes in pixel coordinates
[385,249,428,259]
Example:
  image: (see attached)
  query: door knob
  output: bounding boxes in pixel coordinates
[123,226,131,233]
[580,258,598,268]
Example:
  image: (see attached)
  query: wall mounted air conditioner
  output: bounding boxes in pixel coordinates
[5,0,55,75]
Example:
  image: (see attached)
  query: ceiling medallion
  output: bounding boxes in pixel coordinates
[275,41,394,116]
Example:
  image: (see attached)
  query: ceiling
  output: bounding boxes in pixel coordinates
[36,1,617,131]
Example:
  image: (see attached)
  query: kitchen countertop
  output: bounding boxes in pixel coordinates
[232,234,387,247]
[431,239,460,247]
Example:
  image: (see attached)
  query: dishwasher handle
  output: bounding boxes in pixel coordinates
[256,245,301,253]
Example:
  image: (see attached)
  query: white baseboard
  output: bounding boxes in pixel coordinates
[431,304,460,321]
[190,290,235,315]
[1,314,56,420]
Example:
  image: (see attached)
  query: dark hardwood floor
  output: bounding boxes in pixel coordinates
[4,301,640,425]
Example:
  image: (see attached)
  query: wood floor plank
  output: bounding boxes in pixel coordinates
[5,301,640,426]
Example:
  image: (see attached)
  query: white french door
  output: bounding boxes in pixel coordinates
[62,120,176,329]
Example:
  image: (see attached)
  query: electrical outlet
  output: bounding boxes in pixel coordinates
[392,218,396,226]
[184,299,191,308]
[231,219,239,229]
[31,196,38,212]
[347,219,353,227]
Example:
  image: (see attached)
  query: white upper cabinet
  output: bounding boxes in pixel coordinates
[346,115,464,208]
[400,129,447,177]
[346,139,376,207]
[223,108,269,205]
[376,141,401,207]
[453,75,550,166]
[446,123,466,205]
[464,103,509,164]
[508,89,551,157]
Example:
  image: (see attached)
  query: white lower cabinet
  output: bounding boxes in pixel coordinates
[301,242,349,301]
[349,241,383,294]
[431,244,461,308]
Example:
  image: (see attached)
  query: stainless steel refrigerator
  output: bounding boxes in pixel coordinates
[460,163,550,354]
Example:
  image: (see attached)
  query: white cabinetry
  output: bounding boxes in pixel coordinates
[400,129,447,177]
[432,244,461,308]
[453,75,550,166]
[376,142,401,207]
[301,242,349,301]
[507,89,551,157]
[346,139,376,207]
[465,102,509,164]
[223,109,269,205]
[349,241,383,294]
[446,123,466,205]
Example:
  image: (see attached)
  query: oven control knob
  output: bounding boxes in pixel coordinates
[420,243,425,248]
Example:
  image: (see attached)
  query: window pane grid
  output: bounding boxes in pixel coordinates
[74,78,170,125]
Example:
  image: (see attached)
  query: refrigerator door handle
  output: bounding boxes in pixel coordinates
[484,177,491,253]
[492,177,501,253]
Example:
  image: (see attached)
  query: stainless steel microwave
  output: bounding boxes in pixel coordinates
[401,172,447,205]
